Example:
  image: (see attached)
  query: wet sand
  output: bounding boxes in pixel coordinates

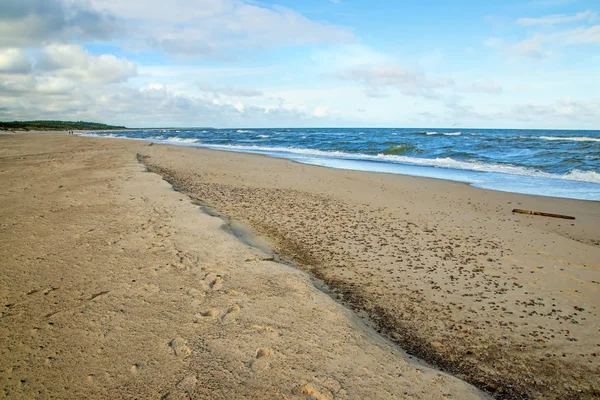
[0,133,487,399]
[138,141,600,399]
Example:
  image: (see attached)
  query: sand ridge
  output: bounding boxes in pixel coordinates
[138,143,600,399]
[0,134,488,399]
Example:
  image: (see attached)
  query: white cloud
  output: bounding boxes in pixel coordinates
[0,76,330,127]
[198,82,263,97]
[91,0,353,57]
[312,105,329,117]
[506,23,600,60]
[233,102,245,112]
[508,35,551,59]
[558,25,600,44]
[441,97,599,124]
[37,45,137,83]
[0,48,32,74]
[335,64,454,98]
[0,0,119,47]
[508,97,597,120]
[35,77,76,95]
[0,44,137,110]
[517,10,596,26]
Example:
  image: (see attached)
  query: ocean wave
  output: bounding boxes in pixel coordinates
[417,131,462,136]
[80,133,600,185]
[538,136,600,142]
[564,170,600,182]
[256,134,270,138]
[196,143,600,184]
[236,129,255,133]
[380,144,418,155]
[163,137,200,144]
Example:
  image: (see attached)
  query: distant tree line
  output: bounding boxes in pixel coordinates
[0,120,126,131]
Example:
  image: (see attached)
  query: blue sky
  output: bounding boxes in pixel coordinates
[0,0,598,128]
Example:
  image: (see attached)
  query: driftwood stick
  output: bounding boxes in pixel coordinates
[512,209,575,220]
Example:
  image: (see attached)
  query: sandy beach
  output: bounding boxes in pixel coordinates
[1,133,599,399]
[0,133,488,399]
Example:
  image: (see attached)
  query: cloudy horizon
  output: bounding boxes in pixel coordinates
[0,0,598,129]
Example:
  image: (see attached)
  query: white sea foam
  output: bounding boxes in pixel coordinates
[164,137,200,144]
[196,143,600,184]
[564,170,600,182]
[171,138,200,143]
[256,134,270,138]
[426,131,462,136]
[236,129,255,133]
[79,134,600,186]
[538,136,600,142]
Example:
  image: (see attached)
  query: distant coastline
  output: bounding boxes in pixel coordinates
[0,120,126,131]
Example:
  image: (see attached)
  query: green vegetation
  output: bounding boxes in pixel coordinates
[0,120,126,131]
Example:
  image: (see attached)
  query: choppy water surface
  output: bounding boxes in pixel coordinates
[85,128,600,200]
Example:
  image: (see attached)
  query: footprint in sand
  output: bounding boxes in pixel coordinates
[187,288,205,298]
[293,382,334,400]
[203,272,225,291]
[221,304,240,323]
[249,347,273,373]
[130,362,145,375]
[169,337,192,357]
[175,374,198,392]
[199,309,219,318]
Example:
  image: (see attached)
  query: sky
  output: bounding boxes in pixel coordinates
[0,0,598,129]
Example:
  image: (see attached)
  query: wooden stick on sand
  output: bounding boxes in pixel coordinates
[512,209,575,220]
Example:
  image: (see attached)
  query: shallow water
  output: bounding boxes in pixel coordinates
[85,128,600,200]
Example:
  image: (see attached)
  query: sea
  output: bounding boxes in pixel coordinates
[84,128,600,201]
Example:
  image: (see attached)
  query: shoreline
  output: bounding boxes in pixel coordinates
[138,140,600,398]
[212,146,600,204]
[0,133,489,399]
[81,131,600,201]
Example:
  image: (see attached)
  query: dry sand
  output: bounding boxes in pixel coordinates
[138,141,600,399]
[0,133,489,399]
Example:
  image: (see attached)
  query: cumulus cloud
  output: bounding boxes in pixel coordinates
[0,0,352,58]
[34,76,76,95]
[0,48,32,74]
[517,10,596,26]
[91,0,353,57]
[0,76,325,127]
[335,64,454,98]
[0,45,137,105]
[36,45,137,83]
[0,0,119,47]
